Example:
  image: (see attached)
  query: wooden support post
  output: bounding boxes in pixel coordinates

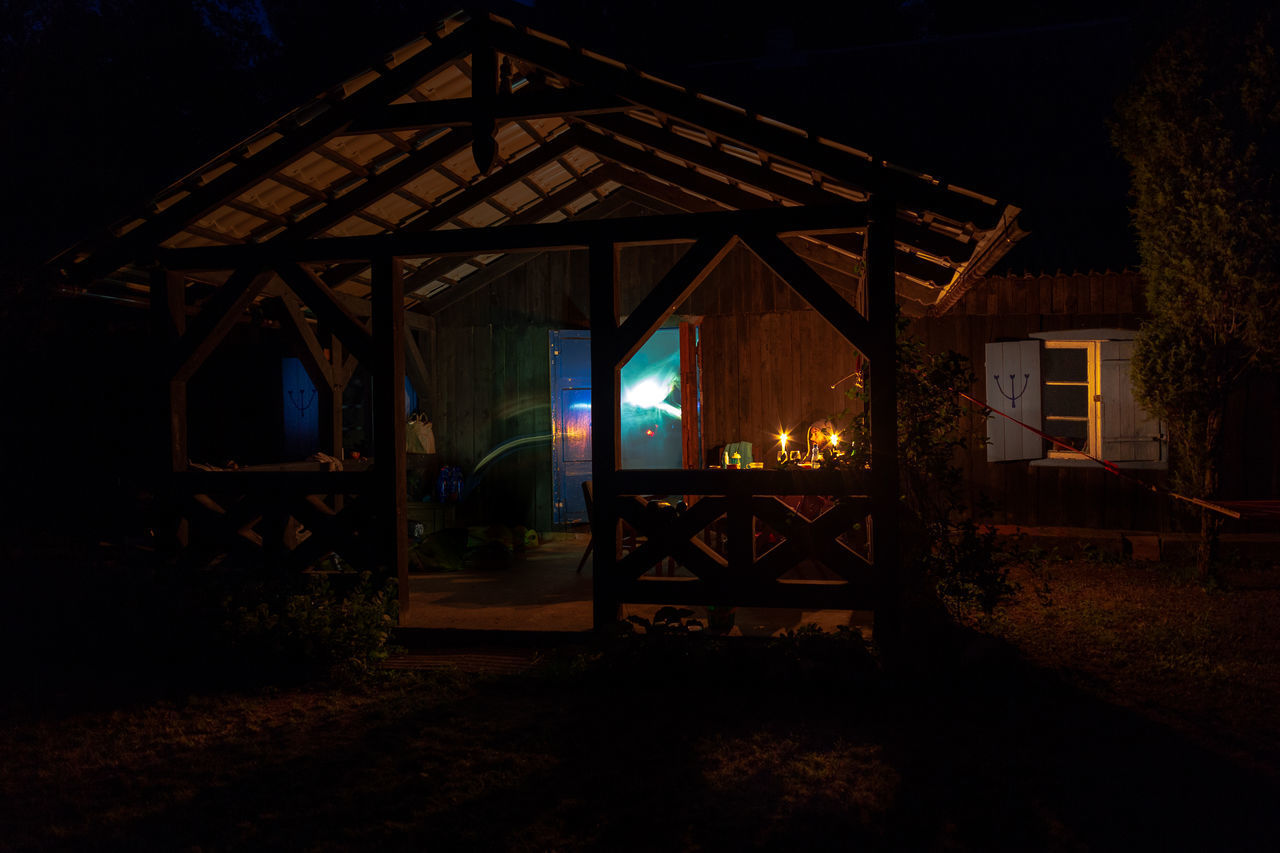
[867,194,901,651]
[371,256,410,620]
[324,335,345,459]
[404,328,432,407]
[470,30,497,174]
[590,241,621,631]
[150,268,188,475]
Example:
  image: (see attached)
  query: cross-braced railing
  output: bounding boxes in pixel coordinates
[606,468,880,611]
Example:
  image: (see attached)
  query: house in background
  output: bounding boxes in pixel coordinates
[914,268,1280,535]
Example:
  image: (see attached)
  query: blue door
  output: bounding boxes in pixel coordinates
[550,331,592,523]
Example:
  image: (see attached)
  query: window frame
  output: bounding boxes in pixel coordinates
[1042,339,1099,460]
[1026,329,1165,470]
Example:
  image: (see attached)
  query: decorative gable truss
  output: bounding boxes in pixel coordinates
[55,10,1024,320]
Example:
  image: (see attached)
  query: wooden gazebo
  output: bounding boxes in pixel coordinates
[53,9,1024,636]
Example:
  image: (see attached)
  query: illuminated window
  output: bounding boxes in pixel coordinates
[985,330,1165,466]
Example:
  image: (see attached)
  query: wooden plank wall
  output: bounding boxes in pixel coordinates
[432,245,1277,535]
[429,228,865,531]
[430,248,588,531]
[913,270,1280,532]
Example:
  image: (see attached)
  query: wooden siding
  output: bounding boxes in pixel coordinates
[428,234,865,531]
[428,260,1278,534]
[915,271,1280,532]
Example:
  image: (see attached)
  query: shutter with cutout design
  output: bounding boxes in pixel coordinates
[985,341,1043,461]
[1100,340,1163,461]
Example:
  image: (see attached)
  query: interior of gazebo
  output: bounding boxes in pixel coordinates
[53,9,1023,636]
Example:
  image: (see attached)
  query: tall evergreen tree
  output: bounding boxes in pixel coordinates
[1113,7,1280,578]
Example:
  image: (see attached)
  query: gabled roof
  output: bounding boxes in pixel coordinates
[52,8,1025,317]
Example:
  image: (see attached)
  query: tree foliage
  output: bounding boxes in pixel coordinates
[834,318,1022,621]
[1112,7,1280,574]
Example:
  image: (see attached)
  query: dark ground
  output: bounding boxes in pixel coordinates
[2,551,1278,851]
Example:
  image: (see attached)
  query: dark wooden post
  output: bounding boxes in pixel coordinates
[371,256,409,619]
[150,267,188,475]
[590,241,621,630]
[867,193,901,649]
[322,334,345,459]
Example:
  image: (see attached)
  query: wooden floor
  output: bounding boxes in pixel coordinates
[403,534,873,637]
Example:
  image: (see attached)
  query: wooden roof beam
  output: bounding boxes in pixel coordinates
[418,189,644,315]
[591,164,726,213]
[289,129,471,240]
[740,231,879,361]
[404,167,612,291]
[486,24,1004,229]
[157,202,870,269]
[347,88,631,133]
[172,268,274,382]
[579,130,776,212]
[317,127,584,288]
[580,115,972,264]
[66,24,476,282]
[614,234,739,367]
[275,263,374,366]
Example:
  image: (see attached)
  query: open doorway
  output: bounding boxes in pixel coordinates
[549,324,701,525]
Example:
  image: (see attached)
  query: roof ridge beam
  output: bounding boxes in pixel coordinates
[348,90,631,132]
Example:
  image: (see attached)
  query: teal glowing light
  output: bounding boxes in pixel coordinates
[620,328,682,469]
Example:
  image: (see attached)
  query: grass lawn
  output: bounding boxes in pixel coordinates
[3,555,1278,852]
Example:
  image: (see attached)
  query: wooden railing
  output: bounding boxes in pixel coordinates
[171,465,377,570]
[608,468,881,610]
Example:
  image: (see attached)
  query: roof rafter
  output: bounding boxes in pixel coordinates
[579,113,974,266]
[64,22,476,281]
[484,17,1006,229]
[317,125,586,288]
[404,166,612,292]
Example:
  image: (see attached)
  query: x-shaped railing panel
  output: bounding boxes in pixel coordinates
[616,495,729,583]
[750,496,874,585]
[614,491,877,590]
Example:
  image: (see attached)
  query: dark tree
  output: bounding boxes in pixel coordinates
[1113,7,1280,579]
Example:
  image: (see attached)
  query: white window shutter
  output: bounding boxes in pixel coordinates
[985,341,1043,461]
[1100,340,1163,461]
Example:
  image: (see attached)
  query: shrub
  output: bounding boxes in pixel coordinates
[222,570,399,681]
[833,317,1036,622]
